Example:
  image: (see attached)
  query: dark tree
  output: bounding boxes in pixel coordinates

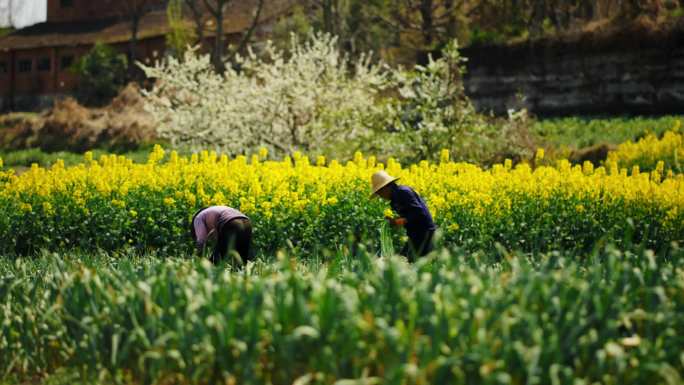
[183,0,265,73]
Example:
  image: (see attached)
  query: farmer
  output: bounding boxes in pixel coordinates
[190,206,253,265]
[370,170,436,261]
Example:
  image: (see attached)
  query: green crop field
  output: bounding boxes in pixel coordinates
[2,244,684,385]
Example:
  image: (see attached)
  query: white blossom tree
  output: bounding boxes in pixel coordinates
[139,33,389,156]
[386,39,479,160]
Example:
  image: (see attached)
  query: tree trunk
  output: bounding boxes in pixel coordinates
[184,0,205,44]
[530,0,546,37]
[230,0,264,58]
[323,0,334,34]
[214,2,225,74]
[444,0,457,38]
[128,15,140,80]
[621,0,643,18]
[589,0,597,19]
[129,17,140,63]
[420,0,434,47]
[417,0,434,64]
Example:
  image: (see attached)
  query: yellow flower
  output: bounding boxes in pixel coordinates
[211,192,225,206]
[20,203,32,213]
[42,202,54,215]
[608,129,683,173]
[383,208,394,218]
[440,149,450,163]
[148,145,166,164]
[1,141,682,252]
[184,192,197,206]
[326,197,338,205]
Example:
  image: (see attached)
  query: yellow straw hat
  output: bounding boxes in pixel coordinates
[370,170,399,197]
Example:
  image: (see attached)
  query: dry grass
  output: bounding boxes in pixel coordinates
[0,83,156,152]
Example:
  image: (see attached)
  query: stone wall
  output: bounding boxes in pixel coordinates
[462,32,684,116]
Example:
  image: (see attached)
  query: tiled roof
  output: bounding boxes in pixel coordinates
[0,0,297,51]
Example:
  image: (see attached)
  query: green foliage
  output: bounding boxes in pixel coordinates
[272,0,393,59]
[269,0,674,64]
[272,5,314,49]
[468,27,507,46]
[533,116,684,148]
[72,43,128,106]
[165,0,196,58]
[359,41,534,164]
[2,245,684,384]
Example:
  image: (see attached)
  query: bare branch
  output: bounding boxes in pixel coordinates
[228,0,265,58]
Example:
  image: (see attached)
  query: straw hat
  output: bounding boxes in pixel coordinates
[370,170,399,197]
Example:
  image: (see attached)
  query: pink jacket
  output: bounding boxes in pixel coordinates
[192,206,247,249]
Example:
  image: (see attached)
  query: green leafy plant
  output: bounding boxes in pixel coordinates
[72,42,128,106]
[2,245,684,384]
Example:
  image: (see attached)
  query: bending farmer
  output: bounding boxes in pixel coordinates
[190,206,253,264]
[371,170,436,261]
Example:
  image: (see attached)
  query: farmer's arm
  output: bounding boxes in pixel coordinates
[392,188,424,226]
[193,216,208,253]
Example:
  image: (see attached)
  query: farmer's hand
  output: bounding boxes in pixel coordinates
[386,217,407,227]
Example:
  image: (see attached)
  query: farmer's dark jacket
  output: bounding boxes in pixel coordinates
[390,184,436,242]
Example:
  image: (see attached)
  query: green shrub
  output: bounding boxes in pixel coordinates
[72,43,128,106]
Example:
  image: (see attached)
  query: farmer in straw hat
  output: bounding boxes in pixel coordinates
[190,206,253,265]
[370,170,436,261]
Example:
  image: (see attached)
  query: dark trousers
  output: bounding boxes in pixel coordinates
[212,218,253,264]
[401,230,435,262]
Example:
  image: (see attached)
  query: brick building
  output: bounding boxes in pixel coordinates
[0,0,294,111]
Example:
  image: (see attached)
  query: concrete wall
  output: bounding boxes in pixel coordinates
[462,35,684,116]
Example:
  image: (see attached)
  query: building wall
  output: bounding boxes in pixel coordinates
[14,47,56,95]
[135,36,168,67]
[462,37,684,116]
[1,0,287,111]
[2,36,169,110]
[0,50,11,110]
[47,0,119,23]
[47,0,167,23]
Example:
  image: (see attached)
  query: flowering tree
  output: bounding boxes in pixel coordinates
[139,33,389,156]
[370,39,533,164]
[385,40,483,161]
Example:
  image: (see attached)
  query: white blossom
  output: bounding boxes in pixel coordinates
[139,33,389,156]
